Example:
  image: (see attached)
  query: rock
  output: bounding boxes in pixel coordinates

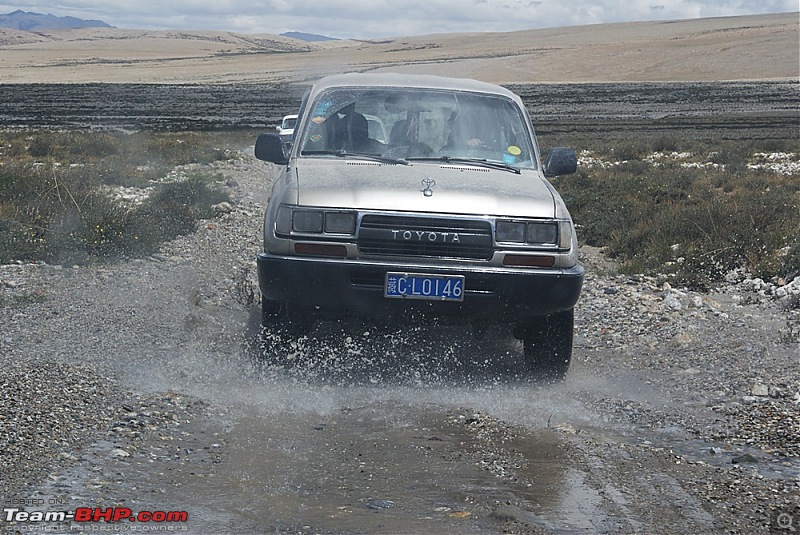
[111,448,130,458]
[768,385,787,399]
[731,453,758,464]
[490,505,530,523]
[367,499,395,510]
[670,332,693,346]
[750,384,769,397]
[663,295,684,311]
[553,423,578,434]
[213,201,234,213]
[449,511,472,518]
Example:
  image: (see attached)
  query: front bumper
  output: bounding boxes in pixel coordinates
[257,252,583,323]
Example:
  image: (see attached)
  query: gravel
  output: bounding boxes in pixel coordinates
[1,150,798,533]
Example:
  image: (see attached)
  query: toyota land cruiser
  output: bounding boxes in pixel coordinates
[254,73,583,380]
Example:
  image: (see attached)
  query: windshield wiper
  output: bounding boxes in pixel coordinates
[406,156,521,174]
[302,149,409,166]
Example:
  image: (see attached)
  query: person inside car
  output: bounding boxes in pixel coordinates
[346,112,384,153]
[326,109,385,154]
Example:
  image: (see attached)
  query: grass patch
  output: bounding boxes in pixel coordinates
[547,137,800,288]
[0,130,238,265]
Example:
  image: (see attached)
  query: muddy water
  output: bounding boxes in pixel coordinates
[169,405,577,533]
[25,314,640,533]
[29,375,616,532]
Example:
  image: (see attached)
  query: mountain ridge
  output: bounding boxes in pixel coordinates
[280,31,337,42]
[0,9,112,30]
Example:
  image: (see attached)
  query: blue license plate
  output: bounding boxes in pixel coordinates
[384,272,464,302]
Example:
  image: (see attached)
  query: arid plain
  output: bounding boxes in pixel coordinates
[0,11,797,84]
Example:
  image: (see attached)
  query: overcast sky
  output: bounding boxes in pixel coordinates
[1,1,796,39]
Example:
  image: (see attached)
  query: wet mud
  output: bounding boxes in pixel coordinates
[1,81,796,142]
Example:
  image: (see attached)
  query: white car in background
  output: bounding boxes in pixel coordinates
[276,114,298,143]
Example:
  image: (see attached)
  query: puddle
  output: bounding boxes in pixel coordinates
[22,393,615,534]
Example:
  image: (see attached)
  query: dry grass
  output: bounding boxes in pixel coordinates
[551,136,800,288]
[0,131,234,265]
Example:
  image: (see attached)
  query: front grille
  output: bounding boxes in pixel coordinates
[357,215,493,260]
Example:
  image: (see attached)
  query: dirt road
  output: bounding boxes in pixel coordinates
[1,138,797,534]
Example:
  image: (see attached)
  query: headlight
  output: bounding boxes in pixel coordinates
[526,222,558,245]
[496,221,526,242]
[274,205,357,236]
[293,210,324,232]
[496,219,568,248]
[324,212,356,234]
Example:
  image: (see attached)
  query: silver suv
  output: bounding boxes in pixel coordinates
[255,73,583,380]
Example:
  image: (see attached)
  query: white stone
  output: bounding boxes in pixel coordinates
[663,296,684,311]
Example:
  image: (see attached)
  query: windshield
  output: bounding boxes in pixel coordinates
[297,87,536,169]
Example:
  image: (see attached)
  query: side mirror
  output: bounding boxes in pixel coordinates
[255,133,288,165]
[543,147,577,177]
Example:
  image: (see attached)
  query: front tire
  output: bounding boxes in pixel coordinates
[521,309,574,382]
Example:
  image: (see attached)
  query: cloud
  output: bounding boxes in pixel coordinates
[0,0,796,38]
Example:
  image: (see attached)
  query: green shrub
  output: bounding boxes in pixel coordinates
[555,151,800,288]
[651,136,682,153]
[0,130,236,265]
[140,175,229,242]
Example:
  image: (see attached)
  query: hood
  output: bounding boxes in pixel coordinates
[293,159,556,218]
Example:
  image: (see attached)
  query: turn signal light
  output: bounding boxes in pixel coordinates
[502,254,555,267]
[294,243,347,257]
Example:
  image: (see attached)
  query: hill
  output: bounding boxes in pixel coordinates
[0,9,112,30]
[281,31,337,42]
[0,12,796,84]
